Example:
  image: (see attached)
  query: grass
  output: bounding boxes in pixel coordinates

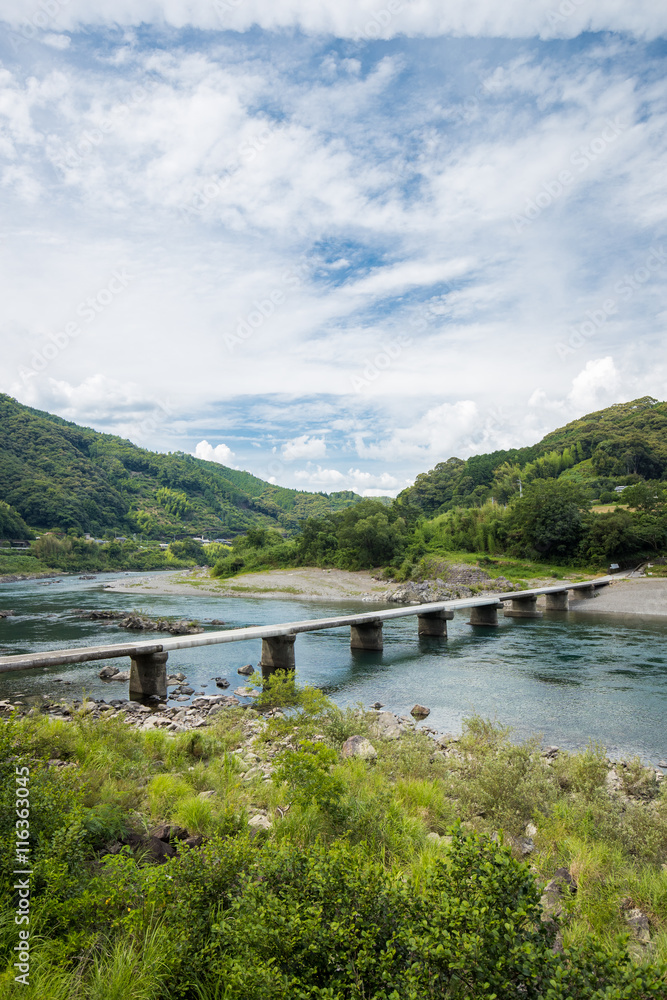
[419,549,599,583]
[2,683,667,993]
[0,551,51,577]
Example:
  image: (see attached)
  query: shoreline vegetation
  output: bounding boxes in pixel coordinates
[1,675,666,996]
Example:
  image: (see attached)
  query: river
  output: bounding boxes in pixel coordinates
[1,572,666,764]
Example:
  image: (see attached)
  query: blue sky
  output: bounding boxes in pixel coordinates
[0,1,666,495]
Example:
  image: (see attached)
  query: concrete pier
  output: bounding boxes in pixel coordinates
[545,590,569,611]
[417,609,454,637]
[576,585,597,599]
[504,594,543,619]
[129,651,168,700]
[259,635,296,678]
[350,621,383,650]
[468,603,501,627]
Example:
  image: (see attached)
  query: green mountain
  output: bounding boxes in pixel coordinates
[398,396,667,517]
[0,394,360,538]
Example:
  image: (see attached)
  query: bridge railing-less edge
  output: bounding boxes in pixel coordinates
[0,576,616,699]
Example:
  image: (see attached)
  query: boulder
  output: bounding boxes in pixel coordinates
[370,701,384,710]
[99,665,120,680]
[342,735,377,761]
[214,677,230,689]
[540,868,577,923]
[625,908,651,945]
[248,814,272,830]
[410,704,431,719]
[238,664,254,676]
[234,687,256,698]
[150,823,188,843]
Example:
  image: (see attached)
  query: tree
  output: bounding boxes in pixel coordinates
[509,479,590,558]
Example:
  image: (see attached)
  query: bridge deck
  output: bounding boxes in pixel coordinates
[0,577,614,673]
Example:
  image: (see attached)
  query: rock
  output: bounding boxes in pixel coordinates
[526,822,538,838]
[370,701,384,710]
[625,908,651,944]
[210,619,225,626]
[237,664,254,676]
[234,687,256,698]
[541,746,560,758]
[150,823,188,843]
[434,732,458,747]
[248,814,272,830]
[99,665,120,679]
[122,833,177,864]
[0,610,15,618]
[112,671,130,682]
[178,686,195,695]
[541,868,577,924]
[214,677,230,689]
[341,735,378,761]
[208,697,240,714]
[197,790,215,800]
[410,704,431,719]
[182,834,203,849]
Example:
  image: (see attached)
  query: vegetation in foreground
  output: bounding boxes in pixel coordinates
[1,676,666,998]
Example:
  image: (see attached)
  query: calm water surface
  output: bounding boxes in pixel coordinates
[1,572,666,764]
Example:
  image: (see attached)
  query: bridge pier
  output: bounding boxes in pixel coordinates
[129,651,168,700]
[575,585,597,600]
[417,609,454,637]
[504,595,543,619]
[545,591,569,611]
[468,604,501,627]
[350,621,383,651]
[260,635,296,679]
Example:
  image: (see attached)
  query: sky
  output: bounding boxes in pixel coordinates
[0,1,666,497]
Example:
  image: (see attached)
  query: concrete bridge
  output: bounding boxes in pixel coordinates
[0,577,615,700]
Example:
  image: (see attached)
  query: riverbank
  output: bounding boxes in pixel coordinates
[101,566,667,618]
[102,566,393,601]
[2,689,666,996]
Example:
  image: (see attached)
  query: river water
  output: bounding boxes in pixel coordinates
[1,572,666,764]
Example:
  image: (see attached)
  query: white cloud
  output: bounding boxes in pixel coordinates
[355,401,480,462]
[292,465,405,495]
[2,1,665,40]
[194,439,236,465]
[568,357,621,412]
[281,434,327,461]
[42,34,71,49]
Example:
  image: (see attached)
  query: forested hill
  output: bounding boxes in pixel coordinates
[398,396,667,517]
[0,394,360,537]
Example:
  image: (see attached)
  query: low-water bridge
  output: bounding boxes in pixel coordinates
[0,577,614,700]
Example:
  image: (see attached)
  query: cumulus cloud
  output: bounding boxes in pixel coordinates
[194,439,236,465]
[293,465,405,495]
[568,357,621,412]
[282,434,327,461]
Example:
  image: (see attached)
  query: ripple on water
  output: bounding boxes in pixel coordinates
[2,574,667,761]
